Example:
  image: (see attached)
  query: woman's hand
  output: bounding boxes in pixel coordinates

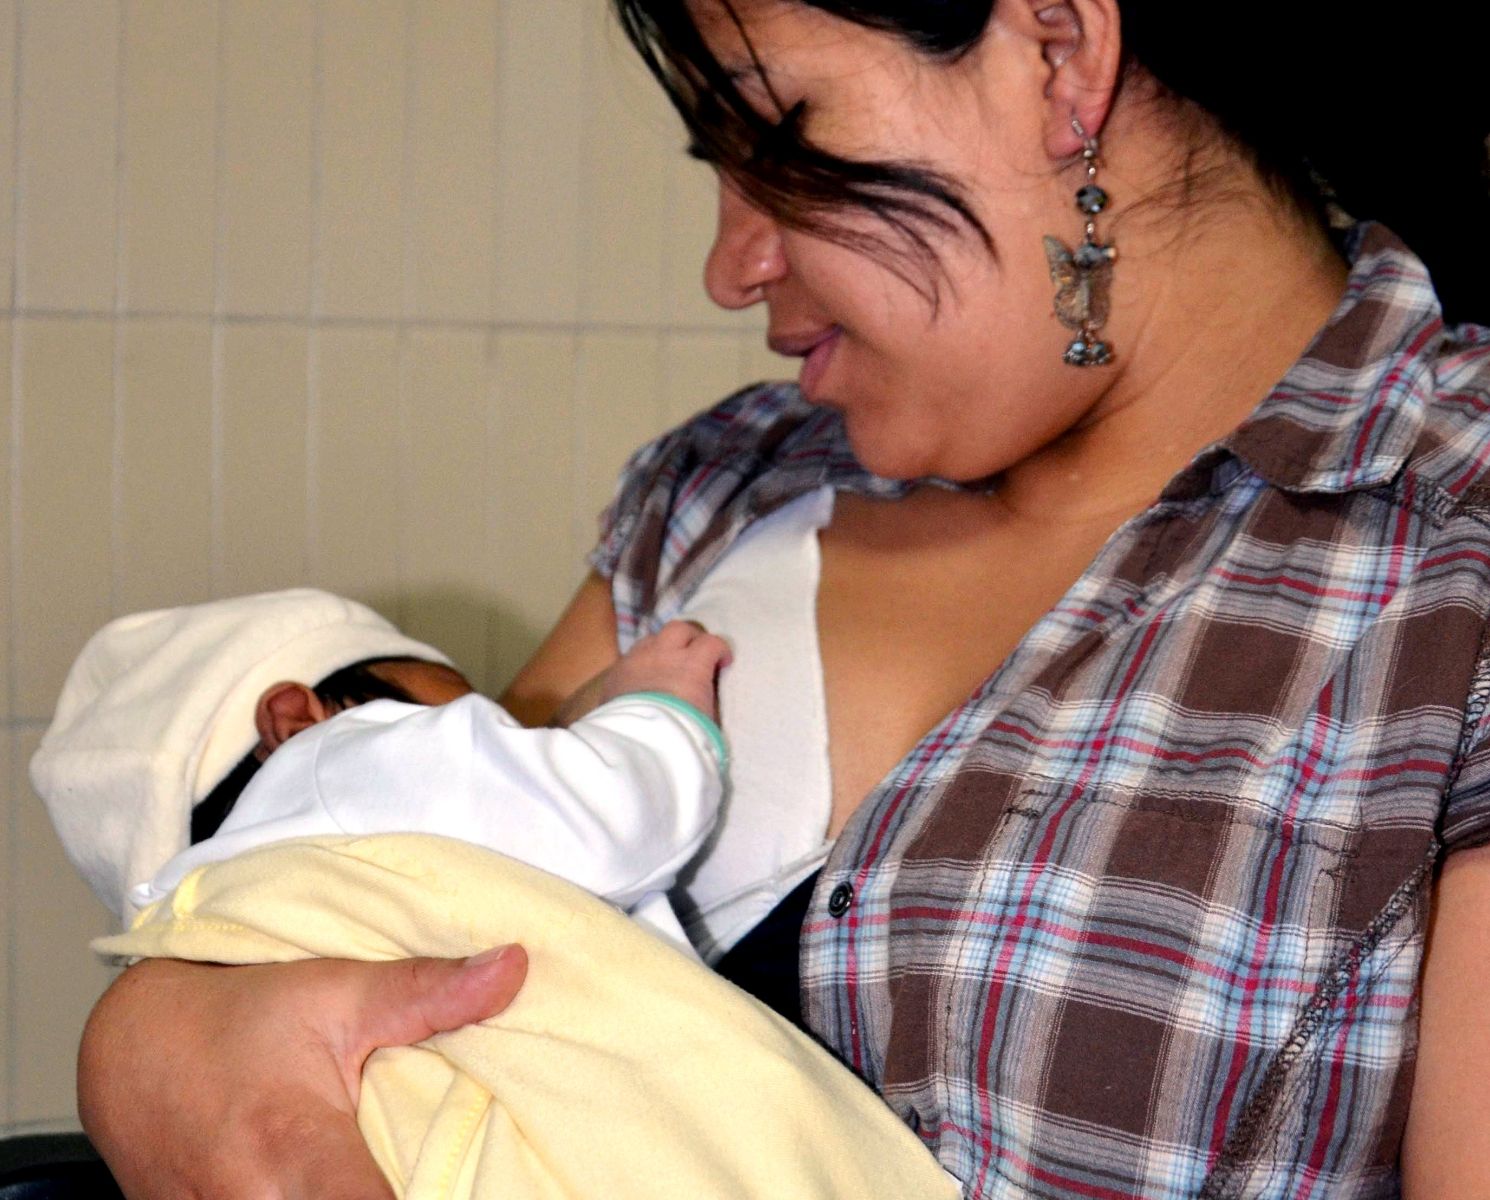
[79,948,527,1200]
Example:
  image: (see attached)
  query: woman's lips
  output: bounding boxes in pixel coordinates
[769,327,842,400]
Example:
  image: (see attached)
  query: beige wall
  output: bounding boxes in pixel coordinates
[0,0,780,1130]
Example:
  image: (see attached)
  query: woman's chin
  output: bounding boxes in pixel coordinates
[839,419,937,481]
[844,419,1008,484]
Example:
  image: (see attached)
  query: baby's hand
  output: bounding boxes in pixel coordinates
[556,621,731,725]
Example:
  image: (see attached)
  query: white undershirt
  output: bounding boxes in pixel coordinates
[673,485,836,963]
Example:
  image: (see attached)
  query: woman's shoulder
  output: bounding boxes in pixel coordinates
[1434,320,1490,392]
[584,378,840,590]
[1406,320,1490,500]
[590,378,828,533]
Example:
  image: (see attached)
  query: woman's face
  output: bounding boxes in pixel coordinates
[694,0,1109,481]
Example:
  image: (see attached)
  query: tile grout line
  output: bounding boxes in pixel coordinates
[488,0,501,332]
[397,0,415,335]
[0,306,764,337]
[109,0,127,619]
[208,0,227,596]
[393,0,416,630]
[4,0,22,1123]
[484,0,505,680]
[570,4,597,564]
[6,0,23,726]
[304,0,325,583]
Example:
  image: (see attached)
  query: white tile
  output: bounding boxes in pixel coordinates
[404,0,498,322]
[492,0,583,325]
[0,319,11,722]
[12,318,113,720]
[218,0,315,316]
[661,330,745,428]
[396,329,493,682]
[16,0,119,311]
[317,0,406,319]
[739,333,792,389]
[577,16,673,326]
[310,326,401,605]
[0,0,18,308]
[662,155,758,331]
[488,330,579,690]
[120,0,218,312]
[116,320,214,613]
[573,332,667,555]
[217,325,309,594]
[7,727,116,1126]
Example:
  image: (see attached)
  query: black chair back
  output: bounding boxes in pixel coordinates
[0,1133,123,1200]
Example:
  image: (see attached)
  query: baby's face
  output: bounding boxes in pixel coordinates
[364,660,473,706]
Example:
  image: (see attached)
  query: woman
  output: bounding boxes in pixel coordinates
[77,0,1490,1196]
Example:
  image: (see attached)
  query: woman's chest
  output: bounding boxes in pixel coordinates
[807,480,1490,1198]
[815,491,1122,834]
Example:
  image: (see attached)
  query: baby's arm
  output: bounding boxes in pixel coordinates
[137,690,724,912]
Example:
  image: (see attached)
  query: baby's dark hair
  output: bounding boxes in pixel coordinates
[188,657,427,844]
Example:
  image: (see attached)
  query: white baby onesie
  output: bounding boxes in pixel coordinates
[135,691,726,952]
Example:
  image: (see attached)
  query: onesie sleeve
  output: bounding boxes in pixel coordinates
[313,694,725,910]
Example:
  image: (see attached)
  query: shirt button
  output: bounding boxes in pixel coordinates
[828,882,854,918]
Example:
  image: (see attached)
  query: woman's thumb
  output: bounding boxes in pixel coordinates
[353,945,528,1054]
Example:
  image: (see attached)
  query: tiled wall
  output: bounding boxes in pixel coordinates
[0,0,779,1130]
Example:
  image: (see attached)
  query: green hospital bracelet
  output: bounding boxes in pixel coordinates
[620,691,730,775]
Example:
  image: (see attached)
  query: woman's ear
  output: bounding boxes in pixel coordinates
[1019,0,1123,159]
[253,681,331,756]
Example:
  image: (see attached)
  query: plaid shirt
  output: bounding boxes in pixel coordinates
[593,226,1490,1198]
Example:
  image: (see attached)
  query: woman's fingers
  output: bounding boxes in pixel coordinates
[79,950,527,1199]
[344,946,529,1094]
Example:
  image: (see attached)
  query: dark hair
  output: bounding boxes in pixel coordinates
[614,1,996,301]
[613,0,1490,321]
[188,657,426,844]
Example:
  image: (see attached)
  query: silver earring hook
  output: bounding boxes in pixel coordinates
[1070,115,1099,158]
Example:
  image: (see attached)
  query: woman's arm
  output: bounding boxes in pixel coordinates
[1400,841,1490,1196]
[80,950,526,1199]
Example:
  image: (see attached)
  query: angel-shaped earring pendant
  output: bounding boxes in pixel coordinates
[1046,120,1116,367]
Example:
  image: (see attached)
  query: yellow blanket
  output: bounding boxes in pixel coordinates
[98,835,959,1200]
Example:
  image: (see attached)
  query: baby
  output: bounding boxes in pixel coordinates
[34,588,731,951]
[33,589,958,1200]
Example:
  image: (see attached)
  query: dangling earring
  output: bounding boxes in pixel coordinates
[1043,116,1116,367]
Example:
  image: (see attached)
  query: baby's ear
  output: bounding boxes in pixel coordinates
[254,681,331,755]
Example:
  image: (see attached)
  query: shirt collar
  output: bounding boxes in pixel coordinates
[1163,223,1447,501]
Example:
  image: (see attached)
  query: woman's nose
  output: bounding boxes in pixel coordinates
[704,179,788,310]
